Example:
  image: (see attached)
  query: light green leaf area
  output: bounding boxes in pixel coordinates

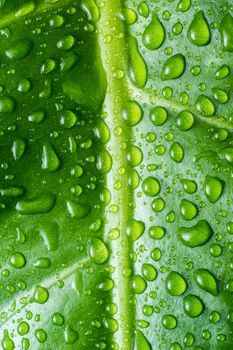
[0,0,232,349]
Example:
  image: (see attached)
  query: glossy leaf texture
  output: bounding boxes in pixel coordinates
[0,0,232,349]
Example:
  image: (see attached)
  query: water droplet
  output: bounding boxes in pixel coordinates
[151,197,165,212]
[142,14,165,50]
[60,52,78,72]
[81,0,100,22]
[57,35,75,50]
[151,247,162,261]
[196,95,215,117]
[149,226,166,239]
[149,106,167,126]
[212,88,229,104]
[12,139,26,160]
[176,0,191,12]
[16,193,55,214]
[180,199,197,221]
[0,96,15,113]
[131,275,147,294]
[181,179,197,194]
[35,328,47,343]
[138,2,149,18]
[169,142,184,163]
[194,269,218,296]
[89,237,109,264]
[133,330,152,350]
[215,64,230,80]
[142,263,157,281]
[49,14,64,28]
[188,11,211,46]
[42,144,60,172]
[127,146,143,166]
[142,176,160,196]
[87,144,104,166]
[97,278,114,291]
[177,220,213,247]
[60,110,77,128]
[127,219,145,241]
[18,78,31,93]
[9,252,26,268]
[122,101,143,126]
[128,36,147,88]
[176,110,194,131]
[33,258,51,268]
[5,39,33,60]
[203,176,224,203]
[67,200,90,219]
[40,58,56,74]
[161,54,186,80]
[2,330,14,350]
[33,285,49,304]
[0,186,24,197]
[183,294,205,318]
[17,321,30,336]
[28,110,45,123]
[162,314,177,329]
[165,271,187,296]
[210,310,221,323]
[219,13,233,52]
[210,243,222,257]
[121,8,138,25]
[15,1,36,17]
[52,312,64,326]
[39,222,59,251]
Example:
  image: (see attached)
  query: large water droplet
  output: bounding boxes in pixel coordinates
[66,200,90,219]
[180,199,197,221]
[128,36,147,88]
[165,271,187,296]
[39,222,59,251]
[161,54,186,80]
[196,95,215,117]
[169,142,184,163]
[203,176,224,203]
[183,294,205,318]
[42,144,60,172]
[12,139,26,160]
[5,39,33,60]
[122,101,143,126]
[16,193,55,215]
[89,237,109,264]
[177,220,213,247]
[133,330,152,350]
[81,0,100,22]
[194,269,218,296]
[142,14,165,50]
[219,13,233,52]
[0,96,15,113]
[176,0,191,12]
[142,176,160,196]
[33,285,49,304]
[188,11,211,46]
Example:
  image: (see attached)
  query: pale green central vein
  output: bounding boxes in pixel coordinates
[97,1,135,350]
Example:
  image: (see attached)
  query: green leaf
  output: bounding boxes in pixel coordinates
[0,1,232,349]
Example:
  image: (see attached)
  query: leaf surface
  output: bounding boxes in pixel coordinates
[0,0,232,349]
